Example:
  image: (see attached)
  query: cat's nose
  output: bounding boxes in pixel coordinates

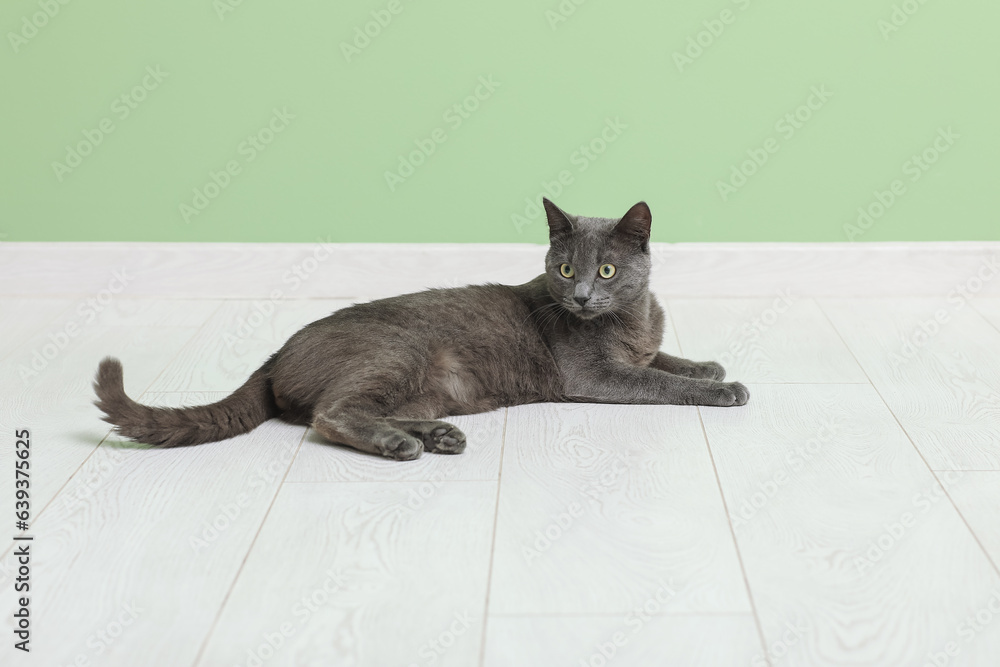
[574,295,591,307]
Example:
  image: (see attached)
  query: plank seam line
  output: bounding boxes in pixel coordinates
[969,300,1000,339]
[191,426,309,667]
[0,301,226,566]
[666,297,772,667]
[695,408,772,667]
[477,407,509,667]
[815,299,1000,579]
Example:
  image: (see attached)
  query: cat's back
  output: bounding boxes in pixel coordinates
[331,280,544,332]
[391,281,559,370]
[280,278,563,406]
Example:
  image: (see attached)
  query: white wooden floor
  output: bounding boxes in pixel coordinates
[2,242,999,667]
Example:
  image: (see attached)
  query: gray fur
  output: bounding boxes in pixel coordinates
[94,199,748,460]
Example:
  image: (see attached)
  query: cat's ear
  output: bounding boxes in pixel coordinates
[614,201,651,250]
[542,198,575,238]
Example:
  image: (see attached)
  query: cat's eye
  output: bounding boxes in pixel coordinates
[599,264,616,279]
[559,263,575,278]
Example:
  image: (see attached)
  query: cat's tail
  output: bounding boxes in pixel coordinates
[93,357,277,447]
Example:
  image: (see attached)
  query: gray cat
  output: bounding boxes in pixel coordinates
[94,199,748,460]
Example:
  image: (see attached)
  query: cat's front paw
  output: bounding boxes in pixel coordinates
[693,361,726,381]
[672,360,726,380]
[705,381,749,407]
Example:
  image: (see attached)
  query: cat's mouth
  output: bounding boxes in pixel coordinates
[564,301,609,320]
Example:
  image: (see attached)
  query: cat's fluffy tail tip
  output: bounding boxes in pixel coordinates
[93,356,134,428]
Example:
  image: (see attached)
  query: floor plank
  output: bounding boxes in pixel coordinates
[650,244,1000,298]
[822,298,1000,470]
[196,481,496,667]
[0,243,547,299]
[703,383,1000,666]
[0,301,218,585]
[971,298,1000,334]
[488,403,749,615]
[669,297,867,383]
[483,614,762,667]
[0,390,307,667]
[942,471,1000,569]
[4,243,998,299]
[0,297,75,362]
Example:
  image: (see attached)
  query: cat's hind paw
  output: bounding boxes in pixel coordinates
[422,423,467,454]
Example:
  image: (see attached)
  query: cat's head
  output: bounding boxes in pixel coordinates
[542,198,652,320]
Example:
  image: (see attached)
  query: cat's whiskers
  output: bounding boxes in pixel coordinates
[541,302,571,330]
[522,301,564,330]
[608,299,648,323]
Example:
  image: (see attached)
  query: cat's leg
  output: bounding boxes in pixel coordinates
[649,352,726,381]
[312,396,424,461]
[566,361,748,407]
[384,397,466,454]
[386,418,467,454]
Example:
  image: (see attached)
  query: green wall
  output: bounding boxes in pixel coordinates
[1,0,996,243]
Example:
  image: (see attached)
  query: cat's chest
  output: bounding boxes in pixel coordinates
[559,318,662,367]
[612,329,661,366]
[614,302,665,366]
